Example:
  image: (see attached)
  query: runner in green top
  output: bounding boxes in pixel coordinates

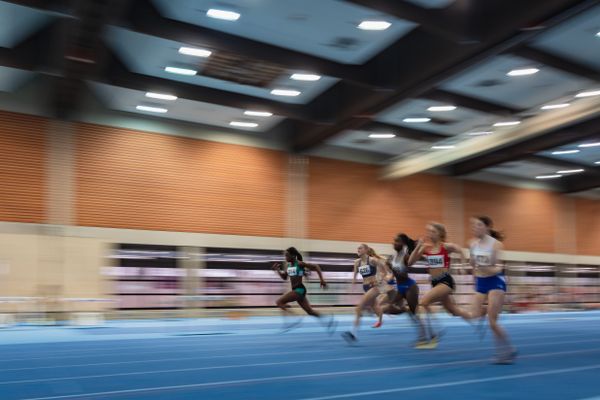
[272,247,336,333]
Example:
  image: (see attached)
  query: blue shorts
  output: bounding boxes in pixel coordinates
[396,278,416,295]
[476,274,506,294]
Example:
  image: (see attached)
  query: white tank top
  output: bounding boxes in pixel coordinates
[470,235,497,268]
[390,247,408,275]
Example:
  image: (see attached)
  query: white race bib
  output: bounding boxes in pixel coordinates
[426,255,444,268]
[358,265,371,275]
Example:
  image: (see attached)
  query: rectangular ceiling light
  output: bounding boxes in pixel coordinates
[427,105,456,112]
[145,92,177,101]
[536,174,562,179]
[507,68,539,77]
[271,89,301,97]
[358,20,391,30]
[556,169,584,174]
[369,133,396,139]
[578,142,600,148]
[290,73,322,81]
[230,121,258,128]
[575,89,600,98]
[207,9,240,21]
[178,47,212,57]
[136,105,168,113]
[165,66,197,76]
[493,121,520,127]
[551,150,579,155]
[431,145,455,149]
[541,103,570,110]
[244,111,273,117]
[403,117,431,123]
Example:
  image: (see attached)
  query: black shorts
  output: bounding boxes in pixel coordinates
[363,283,376,293]
[292,284,307,298]
[431,273,455,290]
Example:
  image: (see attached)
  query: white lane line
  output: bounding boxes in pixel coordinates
[20,350,600,400]
[299,364,600,400]
[1,333,598,374]
[2,313,599,356]
[1,327,596,364]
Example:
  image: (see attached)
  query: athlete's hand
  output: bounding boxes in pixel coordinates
[272,263,281,270]
[320,280,327,289]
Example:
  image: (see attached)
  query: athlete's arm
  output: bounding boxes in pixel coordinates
[352,259,359,285]
[272,262,288,280]
[445,242,466,274]
[407,241,425,266]
[304,262,327,288]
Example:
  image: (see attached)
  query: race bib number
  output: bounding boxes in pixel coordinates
[427,255,444,268]
[358,265,371,275]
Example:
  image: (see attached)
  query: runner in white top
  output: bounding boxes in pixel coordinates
[469,216,516,364]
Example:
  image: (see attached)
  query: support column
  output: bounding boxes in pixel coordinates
[286,155,309,247]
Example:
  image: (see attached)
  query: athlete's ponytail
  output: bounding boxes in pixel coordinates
[475,215,505,242]
[396,233,417,255]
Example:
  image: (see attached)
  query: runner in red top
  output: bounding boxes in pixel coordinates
[408,222,472,348]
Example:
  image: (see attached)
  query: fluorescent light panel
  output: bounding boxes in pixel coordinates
[541,103,570,110]
[556,169,584,174]
[369,133,396,139]
[493,121,520,127]
[427,105,456,112]
[536,174,562,179]
[230,121,258,128]
[271,89,301,97]
[178,47,212,57]
[145,92,177,101]
[165,66,197,75]
[358,20,391,30]
[507,68,539,76]
[290,73,321,81]
[575,90,600,98]
[207,8,240,21]
[552,150,579,155]
[244,111,273,117]
[136,105,167,113]
[403,117,430,123]
[431,145,455,149]
[578,142,600,148]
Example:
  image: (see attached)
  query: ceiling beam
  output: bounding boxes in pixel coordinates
[293,0,588,152]
[511,46,600,82]
[422,89,523,116]
[450,117,600,176]
[559,173,600,193]
[524,154,593,170]
[1,0,70,13]
[382,95,600,179]
[364,121,448,142]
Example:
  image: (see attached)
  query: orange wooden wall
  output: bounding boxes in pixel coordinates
[0,111,597,255]
[307,156,444,243]
[0,111,47,223]
[74,123,287,237]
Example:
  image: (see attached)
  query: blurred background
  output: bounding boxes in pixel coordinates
[0,0,599,327]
